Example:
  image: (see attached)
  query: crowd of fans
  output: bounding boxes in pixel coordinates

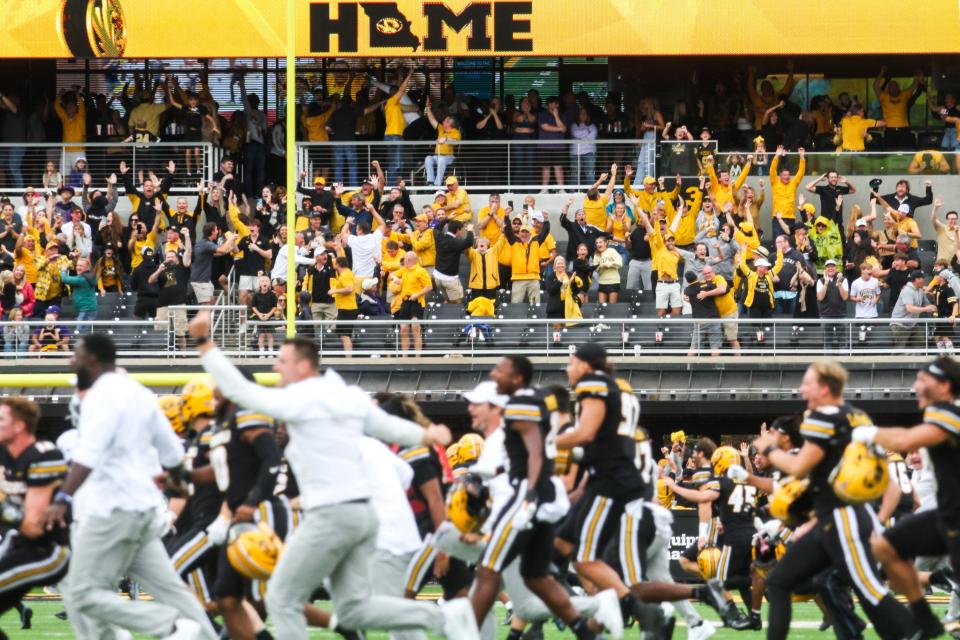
[0,62,957,356]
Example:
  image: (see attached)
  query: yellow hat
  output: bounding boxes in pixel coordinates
[414,214,428,222]
[520,225,534,233]
[445,175,459,185]
[801,202,816,214]
[642,176,657,185]
[814,216,830,227]
[753,135,765,146]
[670,430,686,444]
[313,176,326,185]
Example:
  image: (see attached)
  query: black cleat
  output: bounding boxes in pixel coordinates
[19,605,32,629]
[334,628,367,640]
[522,621,545,640]
[630,600,666,639]
[54,610,68,621]
[930,569,960,596]
[723,604,753,631]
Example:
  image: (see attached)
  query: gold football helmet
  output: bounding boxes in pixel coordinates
[446,474,491,533]
[452,433,484,468]
[769,477,813,528]
[226,522,285,581]
[697,547,722,579]
[830,442,889,504]
[181,378,216,425]
[158,395,185,435]
[711,446,740,477]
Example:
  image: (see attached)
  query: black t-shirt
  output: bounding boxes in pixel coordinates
[921,401,960,519]
[685,280,720,319]
[799,403,873,515]
[156,263,190,307]
[238,237,270,277]
[934,284,958,319]
[329,103,361,141]
[814,184,852,226]
[503,387,557,499]
[574,372,643,498]
[629,225,651,261]
[183,430,221,527]
[934,105,960,131]
[886,268,910,312]
[182,104,209,133]
[0,441,69,545]
[251,291,277,315]
[0,214,22,253]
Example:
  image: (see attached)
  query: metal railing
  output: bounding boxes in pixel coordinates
[246,316,955,359]
[0,142,214,194]
[297,140,955,193]
[2,314,953,360]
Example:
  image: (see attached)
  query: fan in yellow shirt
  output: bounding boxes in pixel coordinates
[836,104,884,152]
[389,251,433,355]
[439,176,472,223]
[706,156,752,211]
[300,102,335,142]
[746,62,797,130]
[623,165,680,216]
[874,68,922,130]
[410,214,437,271]
[769,146,806,221]
[478,194,511,243]
[582,167,616,228]
[330,256,358,353]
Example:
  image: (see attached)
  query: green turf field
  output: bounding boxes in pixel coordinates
[0,597,952,639]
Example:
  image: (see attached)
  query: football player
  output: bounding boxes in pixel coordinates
[0,398,70,616]
[753,360,917,640]
[859,357,960,639]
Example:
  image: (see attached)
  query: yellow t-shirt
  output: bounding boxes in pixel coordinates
[538,233,557,263]
[897,216,921,249]
[478,206,505,243]
[331,269,358,310]
[398,265,432,302]
[583,196,608,229]
[130,230,158,270]
[411,229,436,267]
[648,230,680,280]
[301,107,333,142]
[445,188,472,223]
[811,110,833,136]
[609,215,629,242]
[878,92,910,129]
[711,276,737,317]
[384,94,405,137]
[129,103,168,138]
[840,115,877,152]
[436,126,461,156]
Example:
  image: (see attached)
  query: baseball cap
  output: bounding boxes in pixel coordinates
[754,258,771,268]
[445,176,459,186]
[574,343,608,370]
[898,203,911,214]
[529,211,544,223]
[642,176,657,185]
[361,278,378,290]
[464,381,508,408]
[47,305,60,315]
[855,218,868,227]
[910,269,926,280]
[434,190,446,199]
[824,259,838,267]
[313,176,326,186]
[414,214,428,223]
[520,225,533,233]
[801,202,816,214]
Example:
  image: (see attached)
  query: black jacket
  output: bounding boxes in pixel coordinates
[433,219,474,277]
[880,185,933,217]
[560,214,599,261]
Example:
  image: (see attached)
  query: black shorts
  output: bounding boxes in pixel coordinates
[403,534,474,599]
[480,485,556,578]
[335,309,359,336]
[394,300,424,321]
[717,529,754,582]
[884,509,960,574]
[601,503,656,585]
[766,505,889,608]
[214,497,293,600]
[0,535,70,616]
[598,283,620,295]
[557,482,632,563]
[165,522,219,607]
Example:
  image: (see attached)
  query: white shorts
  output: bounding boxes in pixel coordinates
[655,281,682,310]
[238,275,257,291]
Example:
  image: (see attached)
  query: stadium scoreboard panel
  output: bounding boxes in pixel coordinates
[8,0,960,58]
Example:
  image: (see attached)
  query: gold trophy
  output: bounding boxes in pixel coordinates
[58,0,126,57]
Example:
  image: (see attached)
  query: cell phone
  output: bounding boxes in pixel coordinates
[523,204,528,212]
[508,200,514,208]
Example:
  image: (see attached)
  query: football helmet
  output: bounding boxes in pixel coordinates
[697,547,722,579]
[446,473,491,533]
[226,522,285,581]
[451,433,484,468]
[158,395,185,435]
[711,446,740,477]
[769,477,813,528]
[181,378,216,425]
[830,441,889,504]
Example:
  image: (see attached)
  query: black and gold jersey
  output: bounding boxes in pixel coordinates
[574,373,642,498]
[921,401,960,518]
[397,445,444,538]
[503,386,557,499]
[702,475,758,533]
[886,453,915,521]
[182,429,221,528]
[0,441,68,544]
[799,403,874,515]
[209,408,277,511]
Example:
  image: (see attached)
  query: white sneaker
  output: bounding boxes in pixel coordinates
[163,618,202,640]
[441,597,479,640]
[687,620,716,640]
[592,588,624,640]
[112,630,134,640]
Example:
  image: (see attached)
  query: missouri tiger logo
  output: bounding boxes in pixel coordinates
[58,0,127,58]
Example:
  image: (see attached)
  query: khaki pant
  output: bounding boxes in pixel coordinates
[435,277,464,302]
[510,279,540,304]
[310,302,337,321]
[191,282,215,304]
[155,306,188,337]
[64,509,217,639]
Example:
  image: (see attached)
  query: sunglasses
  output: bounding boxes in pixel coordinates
[512,221,522,225]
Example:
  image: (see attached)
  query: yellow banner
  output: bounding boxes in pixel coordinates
[11,0,960,57]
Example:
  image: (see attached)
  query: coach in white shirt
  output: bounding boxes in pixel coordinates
[189,309,479,640]
[45,334,217,640]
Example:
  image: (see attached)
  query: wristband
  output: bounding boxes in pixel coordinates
[53,490,72,506]
[698,522,709,539]
[762,444,777,458]
[524,489,538,504]
[195,336,210,346]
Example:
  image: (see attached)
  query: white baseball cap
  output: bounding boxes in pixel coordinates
[754,258,771,268]
[463,381,508,408]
